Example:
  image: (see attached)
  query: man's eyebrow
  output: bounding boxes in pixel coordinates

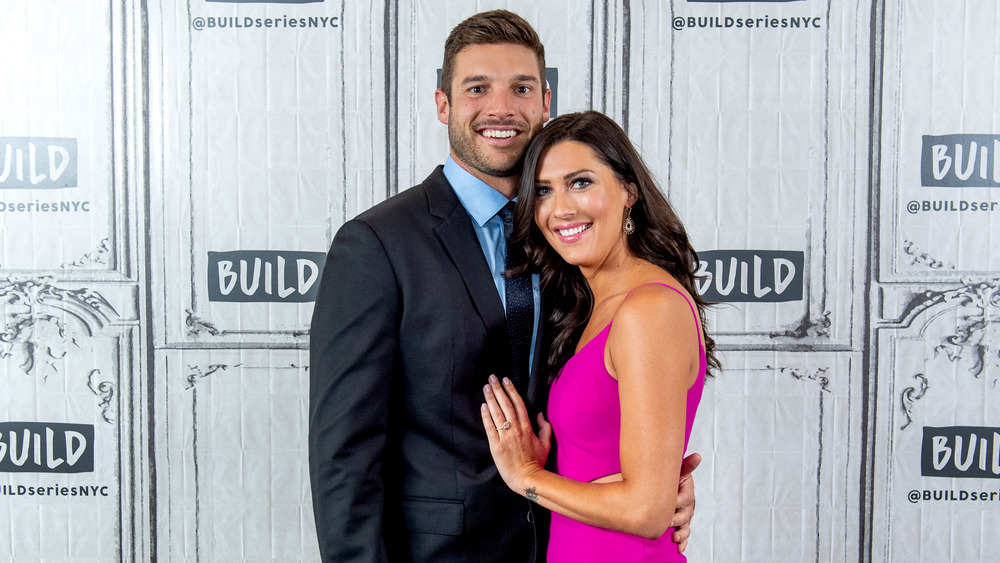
[459,74,489,86]
[511,74,541,84]
[458,74,541,86]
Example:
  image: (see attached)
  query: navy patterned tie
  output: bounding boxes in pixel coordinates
[498,201,533,392]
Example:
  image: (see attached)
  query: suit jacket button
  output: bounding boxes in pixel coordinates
[526,511,534,524]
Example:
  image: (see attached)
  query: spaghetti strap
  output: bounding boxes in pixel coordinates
[623,282,704,349]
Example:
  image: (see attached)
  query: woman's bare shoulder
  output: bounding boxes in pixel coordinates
[614,279,697,328]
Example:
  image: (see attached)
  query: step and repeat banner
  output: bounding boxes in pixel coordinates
[1,0,997,561]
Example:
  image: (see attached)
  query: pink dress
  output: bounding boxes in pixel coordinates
[546,283,706,562]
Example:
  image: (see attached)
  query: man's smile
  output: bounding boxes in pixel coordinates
[480,128,520,139]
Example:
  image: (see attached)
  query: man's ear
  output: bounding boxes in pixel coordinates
[542,88,552,123]
[435,89,450,125]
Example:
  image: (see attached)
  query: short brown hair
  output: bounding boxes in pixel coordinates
[440,10,546,98]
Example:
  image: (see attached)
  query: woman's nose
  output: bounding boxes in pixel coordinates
[551,189,576,218]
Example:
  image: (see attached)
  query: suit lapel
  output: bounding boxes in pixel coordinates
[424,169,508,340]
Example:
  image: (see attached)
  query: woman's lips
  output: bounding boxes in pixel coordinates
[554,223,591,241]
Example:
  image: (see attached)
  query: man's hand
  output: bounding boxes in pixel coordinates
[670,452,701,552]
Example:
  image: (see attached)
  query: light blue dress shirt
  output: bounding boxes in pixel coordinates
[443,156,542,372]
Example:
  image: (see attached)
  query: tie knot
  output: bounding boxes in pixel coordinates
[498,201,517,241]
[498,200,516,222]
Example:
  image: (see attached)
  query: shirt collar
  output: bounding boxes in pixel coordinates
[443,155,511,227]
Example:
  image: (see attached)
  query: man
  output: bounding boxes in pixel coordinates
[309,10,698,562]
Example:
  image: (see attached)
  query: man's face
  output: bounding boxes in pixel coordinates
[436,43,551,183]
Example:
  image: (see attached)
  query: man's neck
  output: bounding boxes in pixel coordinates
[450,153,520,199]
[480,175,519,199]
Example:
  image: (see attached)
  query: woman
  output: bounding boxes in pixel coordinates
[480,111,719,562]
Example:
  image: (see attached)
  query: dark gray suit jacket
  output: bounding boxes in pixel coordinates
[309,167,548,562]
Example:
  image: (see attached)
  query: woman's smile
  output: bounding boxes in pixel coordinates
[554,222,592,240]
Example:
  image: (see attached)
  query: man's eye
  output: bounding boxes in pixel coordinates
[516,86,531,94]
[469,86,484,94]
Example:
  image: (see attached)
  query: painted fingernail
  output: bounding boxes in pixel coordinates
[488,374,498,383]
[502,377,512,386]
[484,384,492,393]
[481,403,488,411]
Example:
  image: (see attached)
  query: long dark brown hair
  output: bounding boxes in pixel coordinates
[512,110,719,380]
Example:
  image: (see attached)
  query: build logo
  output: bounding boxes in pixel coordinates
[0,138,77,190]
[0,422,94,474]
[922,426,1000,479]
[921,134,1000,188]
[208,250,326,302]
[695,250,804,303]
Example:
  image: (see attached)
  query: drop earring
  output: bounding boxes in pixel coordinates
[622,207,635,235]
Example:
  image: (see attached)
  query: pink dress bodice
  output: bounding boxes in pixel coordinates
[545,283,706,562]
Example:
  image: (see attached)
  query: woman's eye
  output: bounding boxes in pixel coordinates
[535,185,551,196]
[571,178,592,189]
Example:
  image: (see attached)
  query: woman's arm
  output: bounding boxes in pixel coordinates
[482,285,701,539]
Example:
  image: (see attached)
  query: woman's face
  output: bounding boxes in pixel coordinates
[532,140,635,274]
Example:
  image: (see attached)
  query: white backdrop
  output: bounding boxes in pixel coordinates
[1,0,998,561]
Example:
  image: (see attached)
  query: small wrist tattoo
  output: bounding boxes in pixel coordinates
[524,487,538,501]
